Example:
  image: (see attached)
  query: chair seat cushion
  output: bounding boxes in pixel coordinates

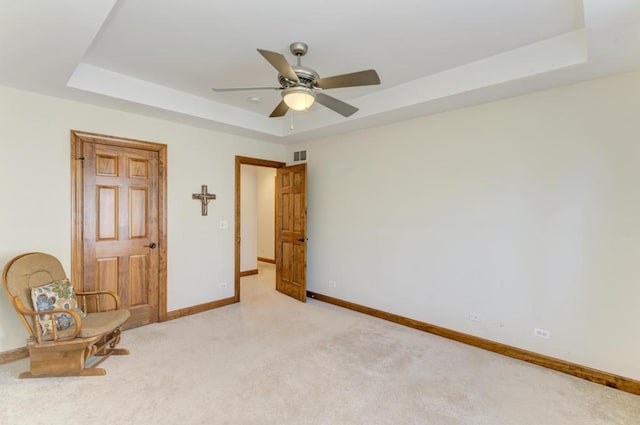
[39,309,130,341]
[79,310,131,338]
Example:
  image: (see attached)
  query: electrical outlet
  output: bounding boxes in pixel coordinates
[533,328,550,339]
[219,282,228,289]
[328,280,337,288]
[469,313,481,322]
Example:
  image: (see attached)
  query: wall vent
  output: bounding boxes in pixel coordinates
[293,150,307,162]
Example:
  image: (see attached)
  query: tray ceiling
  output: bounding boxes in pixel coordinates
[1,1,639,143]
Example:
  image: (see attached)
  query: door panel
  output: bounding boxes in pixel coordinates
[129,187,148,238]
[129,255,148,306]
[82,141,159,328]
[276,163,307,302]
[97,186,118,240]
[97,257,119,311]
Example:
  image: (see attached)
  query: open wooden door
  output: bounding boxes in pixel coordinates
[275,163,307,302]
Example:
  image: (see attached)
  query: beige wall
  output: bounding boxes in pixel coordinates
[240,165,258,272]
[287,71,640,380]
[240,165,276,269]
[0,85,285,352]
[257,167,276,261]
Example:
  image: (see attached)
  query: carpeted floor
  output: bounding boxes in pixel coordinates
[1,262,638,425]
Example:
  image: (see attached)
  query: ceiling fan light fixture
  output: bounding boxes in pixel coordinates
[282,87,315,111]
[213,43,380,118]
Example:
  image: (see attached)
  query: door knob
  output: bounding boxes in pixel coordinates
[145,242,158,249]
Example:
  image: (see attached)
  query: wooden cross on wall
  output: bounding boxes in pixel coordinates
[192,185,216,216]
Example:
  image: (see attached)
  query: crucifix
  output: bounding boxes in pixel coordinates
[192,185,216,216]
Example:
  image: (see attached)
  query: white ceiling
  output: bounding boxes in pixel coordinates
[1,1,639,143]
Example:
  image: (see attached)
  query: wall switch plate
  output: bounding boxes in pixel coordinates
[219,282,228,289]
[219,220,228,229]
[328,280,337,288]
[469,313,481,322]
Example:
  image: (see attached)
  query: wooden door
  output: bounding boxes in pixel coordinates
[82,141,159,328]
[275,163,307,302]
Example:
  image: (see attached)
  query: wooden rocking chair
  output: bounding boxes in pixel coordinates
[2,252,130,378]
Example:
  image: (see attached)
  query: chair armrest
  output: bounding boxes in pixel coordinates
[13,296,82,343]
[76,290,121,311]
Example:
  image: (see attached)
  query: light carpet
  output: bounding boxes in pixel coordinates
[1,262,638,424]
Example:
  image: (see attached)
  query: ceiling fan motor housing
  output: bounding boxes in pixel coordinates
[278,66,319,89]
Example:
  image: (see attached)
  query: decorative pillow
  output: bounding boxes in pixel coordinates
[31,279,86,335]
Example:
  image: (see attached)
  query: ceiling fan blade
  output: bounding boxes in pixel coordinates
[315,92,358,117]
[269,100,289,118]
[212,87,280,92]
[257,49,299,82]
[316,69,380,89]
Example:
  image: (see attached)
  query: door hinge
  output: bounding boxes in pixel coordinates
[77,156,85,167]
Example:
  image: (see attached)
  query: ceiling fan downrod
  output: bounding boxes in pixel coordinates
[289,42,308,66]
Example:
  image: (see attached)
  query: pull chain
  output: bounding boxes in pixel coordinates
[290,110,294,130]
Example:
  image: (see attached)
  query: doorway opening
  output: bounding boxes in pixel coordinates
[239,164,277,276]
[234,156,285,301]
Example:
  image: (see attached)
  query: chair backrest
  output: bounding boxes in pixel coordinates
[2,252,68,337]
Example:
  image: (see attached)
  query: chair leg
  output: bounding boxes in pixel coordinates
[19,368,107,378]
[19,328,129,378]
[80,368,107,376]
[20,339,111,378]
[94,327,127,356]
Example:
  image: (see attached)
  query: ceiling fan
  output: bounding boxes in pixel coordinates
[212,42,381,118]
